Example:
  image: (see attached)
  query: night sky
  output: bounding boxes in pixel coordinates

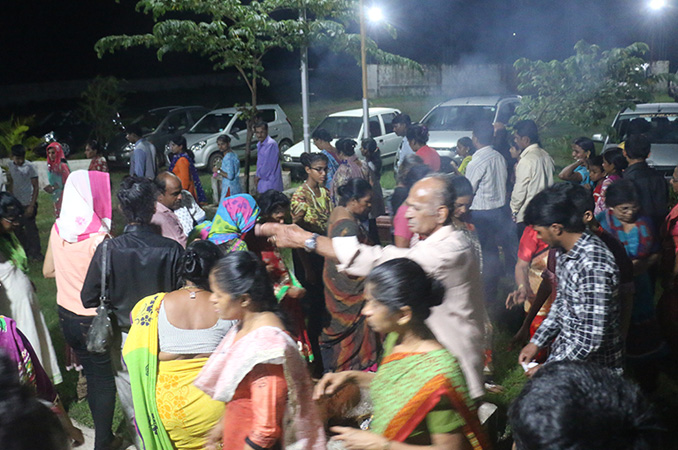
[1,0,677,85]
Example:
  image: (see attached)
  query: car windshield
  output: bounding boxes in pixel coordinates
[422,106,496,131]
[615,113,678,144]
[131,111,167,133]
[190,113,235,134]
[314,116,363,139]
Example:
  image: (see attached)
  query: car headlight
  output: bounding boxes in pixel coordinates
[43,131,55,143]
[123,143,135,155]
[191,141,206,152]
[283,155,292,162]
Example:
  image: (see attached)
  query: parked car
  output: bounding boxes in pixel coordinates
[106,106,208,168]
[175,104,294,171]
[594,103,678,176]
[282,107,402,179]
[394,95,521,170]
[32,111,93,157]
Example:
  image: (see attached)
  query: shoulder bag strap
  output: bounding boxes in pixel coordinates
[99,239,109,306]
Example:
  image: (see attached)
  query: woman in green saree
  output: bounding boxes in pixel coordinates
[314,258,490,450]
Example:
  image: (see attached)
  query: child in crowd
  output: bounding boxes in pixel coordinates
[588,155,606,215]
[8,145,42,260]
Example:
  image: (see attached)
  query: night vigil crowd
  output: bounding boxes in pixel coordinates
[0,113,674,450]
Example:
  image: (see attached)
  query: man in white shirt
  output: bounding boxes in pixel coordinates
[510,120,555,236]
[392,113,414,169]
[465,122,515,307]
[265,175,489,399]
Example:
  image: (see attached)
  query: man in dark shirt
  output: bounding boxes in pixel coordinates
[623,134,669,233]
[81,176,184,445]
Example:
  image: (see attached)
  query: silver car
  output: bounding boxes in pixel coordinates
[596,103,678,175]
[174,104,294,170]
[282,107,402,178]
[395,95,521,169]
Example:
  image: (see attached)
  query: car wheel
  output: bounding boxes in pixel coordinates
[61,142,71,157]
[208,152,224,173]
[279,139,293,154]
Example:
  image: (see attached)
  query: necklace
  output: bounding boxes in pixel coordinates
[179,285,205,299]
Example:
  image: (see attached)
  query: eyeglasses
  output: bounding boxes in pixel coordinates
[310,167,328,173]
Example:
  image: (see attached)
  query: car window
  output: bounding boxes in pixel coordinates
[615,113,678,144]
[165,112,191,132]
[232,117,247,133]
[256,109,276,123]
[190,113,235,134]
[132,111,165,133]
[422,106,495,131]
[496,101,518,125]
[369,119,382,137]
[381,113,396,133]
[314,116,363,139]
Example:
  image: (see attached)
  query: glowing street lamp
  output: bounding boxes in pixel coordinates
[649,0,666,10]
[360,2,383,138]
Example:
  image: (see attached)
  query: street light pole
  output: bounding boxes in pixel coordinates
[359,0,370,139]
[300,5,311,153]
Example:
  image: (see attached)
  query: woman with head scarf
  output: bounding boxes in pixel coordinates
[168,135,207,204]
[193,193,260,252]
[42,170,118,450]
[43,142,70,217]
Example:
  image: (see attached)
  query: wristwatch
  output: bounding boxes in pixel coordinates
[304,233,319,253]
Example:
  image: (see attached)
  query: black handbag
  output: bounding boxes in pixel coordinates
[86,240,113,354]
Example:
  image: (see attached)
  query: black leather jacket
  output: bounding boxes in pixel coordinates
[81,224,184,331]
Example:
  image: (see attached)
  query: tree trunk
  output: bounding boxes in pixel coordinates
[243,73,258,194]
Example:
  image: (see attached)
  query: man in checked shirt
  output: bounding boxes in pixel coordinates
[517,184,624,376]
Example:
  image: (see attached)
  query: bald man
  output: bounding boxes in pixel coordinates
[267,175,488,399]
[151,171,187,247]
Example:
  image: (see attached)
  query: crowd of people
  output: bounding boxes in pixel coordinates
[0,111,675,450]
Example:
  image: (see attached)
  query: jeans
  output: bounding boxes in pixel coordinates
[471,207,518,308]
[58,307,117,450]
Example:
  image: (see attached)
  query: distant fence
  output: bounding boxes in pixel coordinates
[366,63,518,98]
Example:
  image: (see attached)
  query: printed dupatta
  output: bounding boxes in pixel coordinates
[370,341,490,449]
[122,293,174,450]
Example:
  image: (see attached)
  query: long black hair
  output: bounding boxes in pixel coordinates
[366,258,444,324]
[179,240,223,290]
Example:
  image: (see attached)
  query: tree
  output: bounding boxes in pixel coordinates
[0,116,43,158]
[513,41,663,133]
[79,76,125,144]
[95,0,416,192]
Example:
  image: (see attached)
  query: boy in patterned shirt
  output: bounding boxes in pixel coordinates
[518,184,623,376]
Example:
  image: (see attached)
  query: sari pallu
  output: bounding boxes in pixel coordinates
[370,339,490,449]
[194,325,326,450]
[123,293,224,450]
[169,153,207,203]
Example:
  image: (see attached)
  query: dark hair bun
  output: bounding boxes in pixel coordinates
[427,277,445,308]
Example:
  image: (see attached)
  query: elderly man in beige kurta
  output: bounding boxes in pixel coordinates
[263,175,488,399]
[332,226,487,399]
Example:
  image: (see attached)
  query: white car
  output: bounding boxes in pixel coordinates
[394,95,521,169]
[282,107,402,178]
[173,104,294,170]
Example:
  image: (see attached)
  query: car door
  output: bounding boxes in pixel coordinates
[227,115,251,159]
[375,111,401,159]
